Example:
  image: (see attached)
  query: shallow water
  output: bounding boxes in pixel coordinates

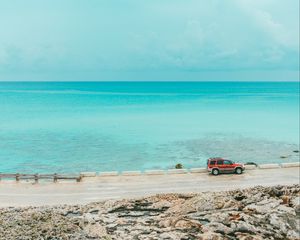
[0,82,299,173]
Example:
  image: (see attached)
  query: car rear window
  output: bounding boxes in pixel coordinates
[210,160,216,165]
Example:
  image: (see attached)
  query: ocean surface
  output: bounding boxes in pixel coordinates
[0,82,299,173]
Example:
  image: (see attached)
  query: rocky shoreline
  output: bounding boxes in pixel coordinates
[0,185,299,240]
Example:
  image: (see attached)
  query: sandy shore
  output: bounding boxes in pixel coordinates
[0,167,299,207]
[0,184,299,240]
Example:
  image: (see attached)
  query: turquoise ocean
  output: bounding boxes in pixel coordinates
[0,82,299,173]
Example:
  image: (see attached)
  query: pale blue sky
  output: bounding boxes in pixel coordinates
[0,0,299,81]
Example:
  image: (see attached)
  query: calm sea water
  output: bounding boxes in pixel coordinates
[0,82,299,173]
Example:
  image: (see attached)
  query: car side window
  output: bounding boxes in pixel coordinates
[223,160,232,165]
[210,161,216,165]
[217,160,223,165]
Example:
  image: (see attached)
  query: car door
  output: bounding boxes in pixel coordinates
[216,159,225,173]
[223,160,235,172]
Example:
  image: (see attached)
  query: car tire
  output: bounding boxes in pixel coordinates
[235,167,242,174]
[212,169,219,175]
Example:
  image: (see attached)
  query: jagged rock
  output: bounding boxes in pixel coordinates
[243,198,281,214]
[276,204,296,215]
[159,232,180,239]
[231,221,258,234]
[84,223,108,238]
[291,196,300,215]
[235,233,263,240]
[197,231,224,240]
[202,222,233,235]
[286,229,300,239]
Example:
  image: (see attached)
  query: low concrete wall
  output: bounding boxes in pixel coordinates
[80,172,97,177]
[144,170,166,175]
[167,169,188,174]
[280,162,300,168]
[122,171,142,176]
[98,171,119,177]
[258,164,280,169]
[189,168,207,173]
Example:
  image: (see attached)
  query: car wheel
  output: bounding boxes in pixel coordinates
[235,167,242,174]
[212,169,219,175]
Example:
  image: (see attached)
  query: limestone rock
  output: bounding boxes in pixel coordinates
[84,223,108,238]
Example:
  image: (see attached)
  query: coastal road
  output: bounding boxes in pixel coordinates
[0,167,299,207]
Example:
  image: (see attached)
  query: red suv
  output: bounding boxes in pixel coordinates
[207,157,245,175]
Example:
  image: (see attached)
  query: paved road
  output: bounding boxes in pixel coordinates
[0,167,299,207]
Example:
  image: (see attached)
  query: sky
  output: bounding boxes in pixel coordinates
[0,0,299,81]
